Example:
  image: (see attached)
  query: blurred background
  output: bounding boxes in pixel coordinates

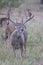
[0,0,43,65]
[0,0,43,11]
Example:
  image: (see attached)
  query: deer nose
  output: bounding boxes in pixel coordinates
[7,22,9,25]
[17,35,21,39]
[21,28,23,31]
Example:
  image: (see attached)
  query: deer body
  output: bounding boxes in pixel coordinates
[1,9,34,58]
[4,24,15,40]
[10,23,28,57]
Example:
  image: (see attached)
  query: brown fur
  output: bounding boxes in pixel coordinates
[5,23,23,39]
[0,17,9,27]
[5,24,16,39]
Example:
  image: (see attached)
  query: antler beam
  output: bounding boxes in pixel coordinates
[24,14,34,24]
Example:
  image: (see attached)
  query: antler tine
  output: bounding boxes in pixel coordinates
[9,18,16,25]
[16,18,17,23]
[7,3,11,19]
[24,13,34,24]
[27,9,32,17]
[21,16,23,24]
[23,8,34,24]
[7,2,16,25]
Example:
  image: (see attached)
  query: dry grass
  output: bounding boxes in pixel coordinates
[0,11,43,65]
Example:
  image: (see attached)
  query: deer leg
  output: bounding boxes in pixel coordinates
[13,46,16,58]
[1,35,7,44]
[20,44,23,57]
[21,48,23,57]
[23,43,26,58]
[24,43,26,53]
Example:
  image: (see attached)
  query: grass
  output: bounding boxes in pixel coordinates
[0,24,43,65]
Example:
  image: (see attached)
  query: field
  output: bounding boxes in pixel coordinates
[0,10,43,65]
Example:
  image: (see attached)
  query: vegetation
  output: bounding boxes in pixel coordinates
[0,0,23,8]
[0,23,43,65]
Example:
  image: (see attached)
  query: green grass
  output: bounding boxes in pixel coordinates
[0,25,43,65]
[0,42,43,65]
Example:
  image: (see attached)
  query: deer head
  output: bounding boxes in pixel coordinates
[10,9,34,42]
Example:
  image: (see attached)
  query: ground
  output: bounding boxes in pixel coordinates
[0,9,43,65]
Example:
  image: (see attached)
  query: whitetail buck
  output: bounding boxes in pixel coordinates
[10,12,34,57]
[1,9,34,57]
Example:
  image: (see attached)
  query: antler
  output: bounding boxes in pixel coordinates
[27,9,32,17]
[24,9,34,24]
[24,14,34,24]
[9,18,16,24]
[21,17,23,24]
[8,8,34,25]
[7,2,11,19]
